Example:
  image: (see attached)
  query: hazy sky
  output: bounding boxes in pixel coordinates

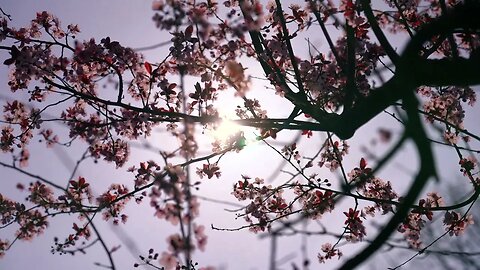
[0,1,478,270]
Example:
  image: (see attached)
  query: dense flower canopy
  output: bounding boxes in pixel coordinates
[0,0,480,269]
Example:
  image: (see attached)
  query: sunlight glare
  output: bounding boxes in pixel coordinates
[209,118,258,147]
[212,119,241,140]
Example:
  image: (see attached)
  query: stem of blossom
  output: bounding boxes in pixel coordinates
[274,0,307,96]
[309,1,343,67]
[361,0,399,64]
[391,0,414,37]
[86,217,116,270]
[0,161,65,191]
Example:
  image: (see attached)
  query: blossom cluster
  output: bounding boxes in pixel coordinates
[398,193,444,249]
[318,140,349,171]
[231,176,291,232]
[348,158,398,214]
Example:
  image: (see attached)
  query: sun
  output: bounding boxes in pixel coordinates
[211,119,241,140]
[209,118,258,146]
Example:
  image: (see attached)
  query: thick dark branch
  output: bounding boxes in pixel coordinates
[327,55,480,139]
[306,1,480,139]
[343,23,357,110]
[414,57,480,86]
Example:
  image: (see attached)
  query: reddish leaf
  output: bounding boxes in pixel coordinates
[78,177,85,186]
[144,62,152,74]
[360,158,367,170]
[302,130,313,138]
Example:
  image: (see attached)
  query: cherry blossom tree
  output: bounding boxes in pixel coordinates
[0,0,480,269]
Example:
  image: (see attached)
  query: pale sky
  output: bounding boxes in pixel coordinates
[0,1,478,270]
